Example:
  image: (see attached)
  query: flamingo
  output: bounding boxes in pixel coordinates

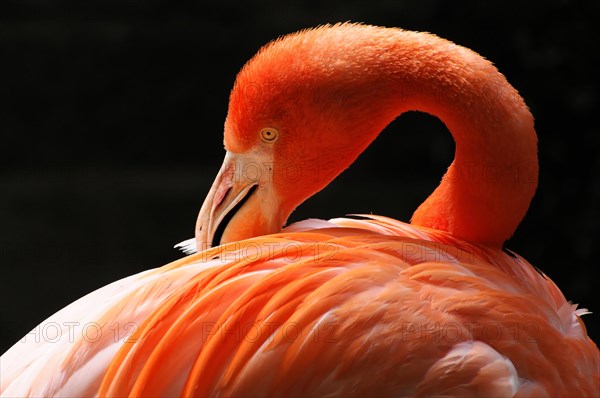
[1,23,598,397]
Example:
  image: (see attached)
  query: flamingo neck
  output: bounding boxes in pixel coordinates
[363,32,539,246]
[289,28,539,247]
[231,26,539,247]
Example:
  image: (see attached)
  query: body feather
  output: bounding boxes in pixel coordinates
[2,216,597,396]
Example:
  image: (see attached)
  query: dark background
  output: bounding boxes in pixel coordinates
[1,0,598,354]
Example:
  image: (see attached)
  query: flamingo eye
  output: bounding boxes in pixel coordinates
[259,128,278,143]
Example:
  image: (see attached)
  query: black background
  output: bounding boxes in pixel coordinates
[1,0,598,354]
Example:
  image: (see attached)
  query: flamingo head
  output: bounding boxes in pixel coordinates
[194,25,397,251]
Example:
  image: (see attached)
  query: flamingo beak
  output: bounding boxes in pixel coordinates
[195,151,281,252]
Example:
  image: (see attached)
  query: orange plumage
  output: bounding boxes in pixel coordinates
[1,23,598,397]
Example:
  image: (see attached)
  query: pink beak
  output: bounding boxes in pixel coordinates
[195,152,259,252]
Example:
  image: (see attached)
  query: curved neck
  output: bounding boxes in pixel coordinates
[231,26,538,247]
[383,33,537,246]
[312,29,539,247]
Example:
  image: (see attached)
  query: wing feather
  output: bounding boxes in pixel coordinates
[2,216,598,397]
